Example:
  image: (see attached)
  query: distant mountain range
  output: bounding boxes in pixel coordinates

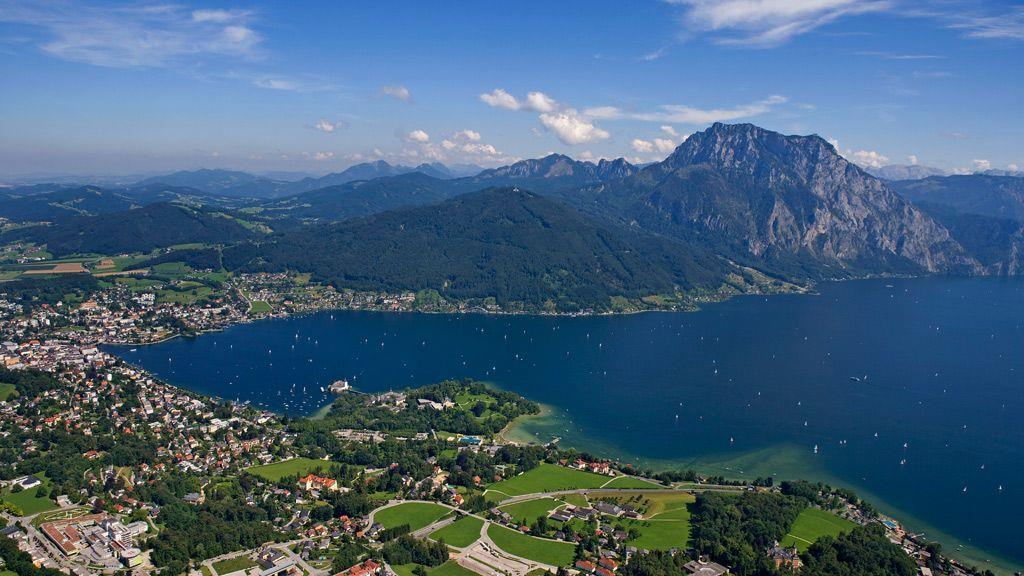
[865,164,947,181]
[130,161,487,199]
[4,123,1022,308]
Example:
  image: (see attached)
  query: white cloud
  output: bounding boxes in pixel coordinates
[380,85,412,102]
[405,130,430,143]
[452,129,481,141]
[583,106,624,120]
[908,154,918,165]
[479,88,521,110]
[846,149,889,169]
[1009,163,1020,172]
[524,91,558,113]
[539,110,610,145]
[661,125,679,137]
[669,0,890,47]
[632,139,655,154]
[313,119,346,133]
[313,151,334,161]
[654,138,678,154]
[0,3,263,68]
[479,89,559,112]
[972,159,991,171]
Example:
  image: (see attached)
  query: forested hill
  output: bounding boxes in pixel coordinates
[225,187,750,311]
[5,202,261,257]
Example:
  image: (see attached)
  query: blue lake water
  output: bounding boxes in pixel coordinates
[108,277,1024,570]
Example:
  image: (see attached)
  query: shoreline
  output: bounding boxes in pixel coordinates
[500,410,1023,575]
[96,276,1024,574]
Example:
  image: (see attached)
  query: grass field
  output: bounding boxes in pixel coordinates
[391,561,478,576]
[429,515,484,548]
[375,502,450,531]
[487,524,576,567]
[558,493,589,508]
[588,491,694,518]
[781,508,857,552]
[1,474,58,516]
[486,464,609,498]
[212,556,257,575]
[245,457,328,481]
[601,475,665,489]
[0,382,16,402]
[617,516,691,551]
[499,498,561,525]
[249,300,272,314]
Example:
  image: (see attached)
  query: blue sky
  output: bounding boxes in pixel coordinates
[0,0,1022,177]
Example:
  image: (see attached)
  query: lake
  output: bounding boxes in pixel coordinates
[108,277,1024,572]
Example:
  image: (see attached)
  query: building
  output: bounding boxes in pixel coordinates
[297,473,342,493]
[684,559,730,576]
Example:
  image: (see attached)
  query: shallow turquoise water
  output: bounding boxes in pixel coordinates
[108,277,1024,568]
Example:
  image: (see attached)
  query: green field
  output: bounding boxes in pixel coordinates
[375,502,450,531]
[245,457,328,481]
[1,474,58,516]
[781,508,857,552]
[429,515,484,548]
[486,464,609,498]
[619,517,691,551]
[499,498,561,525]
[487,524,576,567]
[558,493,589,508]
[0,382,16,402]
[212,556,257,575]
[391,561,478,576]
[249,301,272,314]
[602,475,665,489]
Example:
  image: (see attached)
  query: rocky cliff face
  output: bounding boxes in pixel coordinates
[583,123,981,277]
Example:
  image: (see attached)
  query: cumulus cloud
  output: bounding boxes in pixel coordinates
[313,151,334,161]
[0,3,263,68]
[380,85,412,102]
[1009,163,1020,172]
[480,89,610,145]
[405,129,430,143]
[972,159,991,171]
[539,110,610,145]
[632,139,655,154]
[907,154,918,165]
[479,89,560,112]
[452,129,481,141]
[313,119,346,133]
[479,88,521,110]
[846,149,889,169]
[661,125,679,137]
[668,0,890,47]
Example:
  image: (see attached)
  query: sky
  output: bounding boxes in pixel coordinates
[0,0,1022,178]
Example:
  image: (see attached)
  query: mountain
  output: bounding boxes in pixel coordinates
[284,161,458,195]
[866,164,947,181]
[6,203,260,257]
[467,154,638,191]
[258,172,457,221]
[133,169,291,198]
[0,185,226,222]
[259,156,640,222]
[910,202,1024,275]
[226,188,741,311]
[892,174,1024,222]
[558,123,978,279]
